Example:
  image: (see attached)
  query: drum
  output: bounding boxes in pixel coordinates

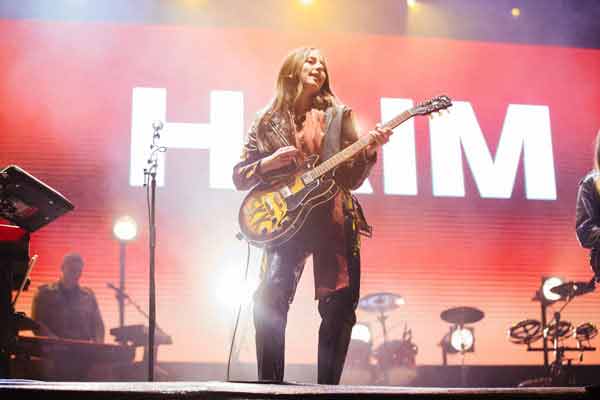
[374,340,418,385]
[340,339,375,385]
[508,319,543,345]
[576,322,598,342]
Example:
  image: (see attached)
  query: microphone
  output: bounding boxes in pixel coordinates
[152,120,164,140]
[152,120,164,131]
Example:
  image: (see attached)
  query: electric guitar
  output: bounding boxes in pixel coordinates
[238,95,452,248]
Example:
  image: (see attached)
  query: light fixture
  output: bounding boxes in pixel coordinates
[113,216,138,242]
[440,325,475,365]
[216,269,259,308]
[450,327,474,352]
[351,323,372,344]
[344,323,373,374]
[511,7,521,17]
[111,215,138,328]
[541,276,564,303]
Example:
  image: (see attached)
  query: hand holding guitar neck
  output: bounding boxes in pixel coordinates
[366,124,393,158]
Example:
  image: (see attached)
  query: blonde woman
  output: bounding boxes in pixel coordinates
[232,47,391,384]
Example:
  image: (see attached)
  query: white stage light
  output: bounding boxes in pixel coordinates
[351,323,372,344]
[450,327,474,352]
[541,276,564,302]
[113,216,138,242]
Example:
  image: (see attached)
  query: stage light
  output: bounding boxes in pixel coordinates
[440,324,475,364]
[112,215,138,328]
[450,327,474,352]
[113,216,138,242]
[216,270,259,308]
[541,276,564,302]
[351,323,372,344]
[299,0,314,6]
[406,0,417,9]
[511,7,521,17]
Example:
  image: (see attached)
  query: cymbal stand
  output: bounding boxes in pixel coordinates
[377,310,390,384]
[547,297,575,385]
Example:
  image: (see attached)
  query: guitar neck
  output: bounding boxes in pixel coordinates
[308,109,413,180]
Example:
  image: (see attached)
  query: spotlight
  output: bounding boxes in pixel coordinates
[450,327,474,352]
[113,216,138,242]
[216,270,259,308]
[112,215,138,328]
[511,7,521,17]
[299,0,314,5]
[406,0,417,9]
[343,323,373,377]
[351,323,372,344]
[541,276,564,303]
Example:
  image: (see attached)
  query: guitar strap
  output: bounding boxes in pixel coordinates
[321,105,373,239]
[320,104,346,162]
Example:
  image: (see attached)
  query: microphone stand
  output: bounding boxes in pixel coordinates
[107,283,167,335]
[143,121,166,381]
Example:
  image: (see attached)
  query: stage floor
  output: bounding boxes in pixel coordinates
[0,380,594,400]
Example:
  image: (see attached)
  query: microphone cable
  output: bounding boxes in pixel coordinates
[226,239,252,381]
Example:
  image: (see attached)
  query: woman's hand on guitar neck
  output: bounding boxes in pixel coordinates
[259,146,300,173]
[366,124,393,159]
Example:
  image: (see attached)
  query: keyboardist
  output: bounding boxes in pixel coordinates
[31,252,105,343]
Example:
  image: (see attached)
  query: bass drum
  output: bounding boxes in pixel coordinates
[340,339,375,385]
[374,340,418,385]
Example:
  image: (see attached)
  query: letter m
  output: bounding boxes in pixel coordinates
[430,102,556,200]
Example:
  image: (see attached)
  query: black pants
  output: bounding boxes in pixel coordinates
[253,210,360,384]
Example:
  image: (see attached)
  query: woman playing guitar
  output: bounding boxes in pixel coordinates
[232,47,391,384]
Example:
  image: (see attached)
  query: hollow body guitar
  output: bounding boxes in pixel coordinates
[238,95,452,248]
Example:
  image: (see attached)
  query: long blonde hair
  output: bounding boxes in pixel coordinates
[595,129,600,172]
[266,47,337,120]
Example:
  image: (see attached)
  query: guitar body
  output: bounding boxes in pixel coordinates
[238,156,339,248]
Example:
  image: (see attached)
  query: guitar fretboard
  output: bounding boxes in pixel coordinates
[304,109,413,182]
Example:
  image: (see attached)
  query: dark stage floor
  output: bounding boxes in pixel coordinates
[0,381,596,400]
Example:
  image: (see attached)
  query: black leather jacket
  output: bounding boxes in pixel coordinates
[575,172,600,249]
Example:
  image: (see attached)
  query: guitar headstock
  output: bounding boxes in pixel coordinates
[411,95,452,116]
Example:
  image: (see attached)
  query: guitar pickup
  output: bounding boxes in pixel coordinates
[301,174,313,185]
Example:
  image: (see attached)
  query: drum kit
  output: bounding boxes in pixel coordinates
[341,292,418,385]
[508,277,598,386]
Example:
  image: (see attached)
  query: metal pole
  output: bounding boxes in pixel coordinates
[118,242,126,328]
[148,173,157,381]
[541,301,548,368]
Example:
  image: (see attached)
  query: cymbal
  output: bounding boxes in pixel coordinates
[358,292,404,313]
[440,306,484,325]
[550,280,595,298]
